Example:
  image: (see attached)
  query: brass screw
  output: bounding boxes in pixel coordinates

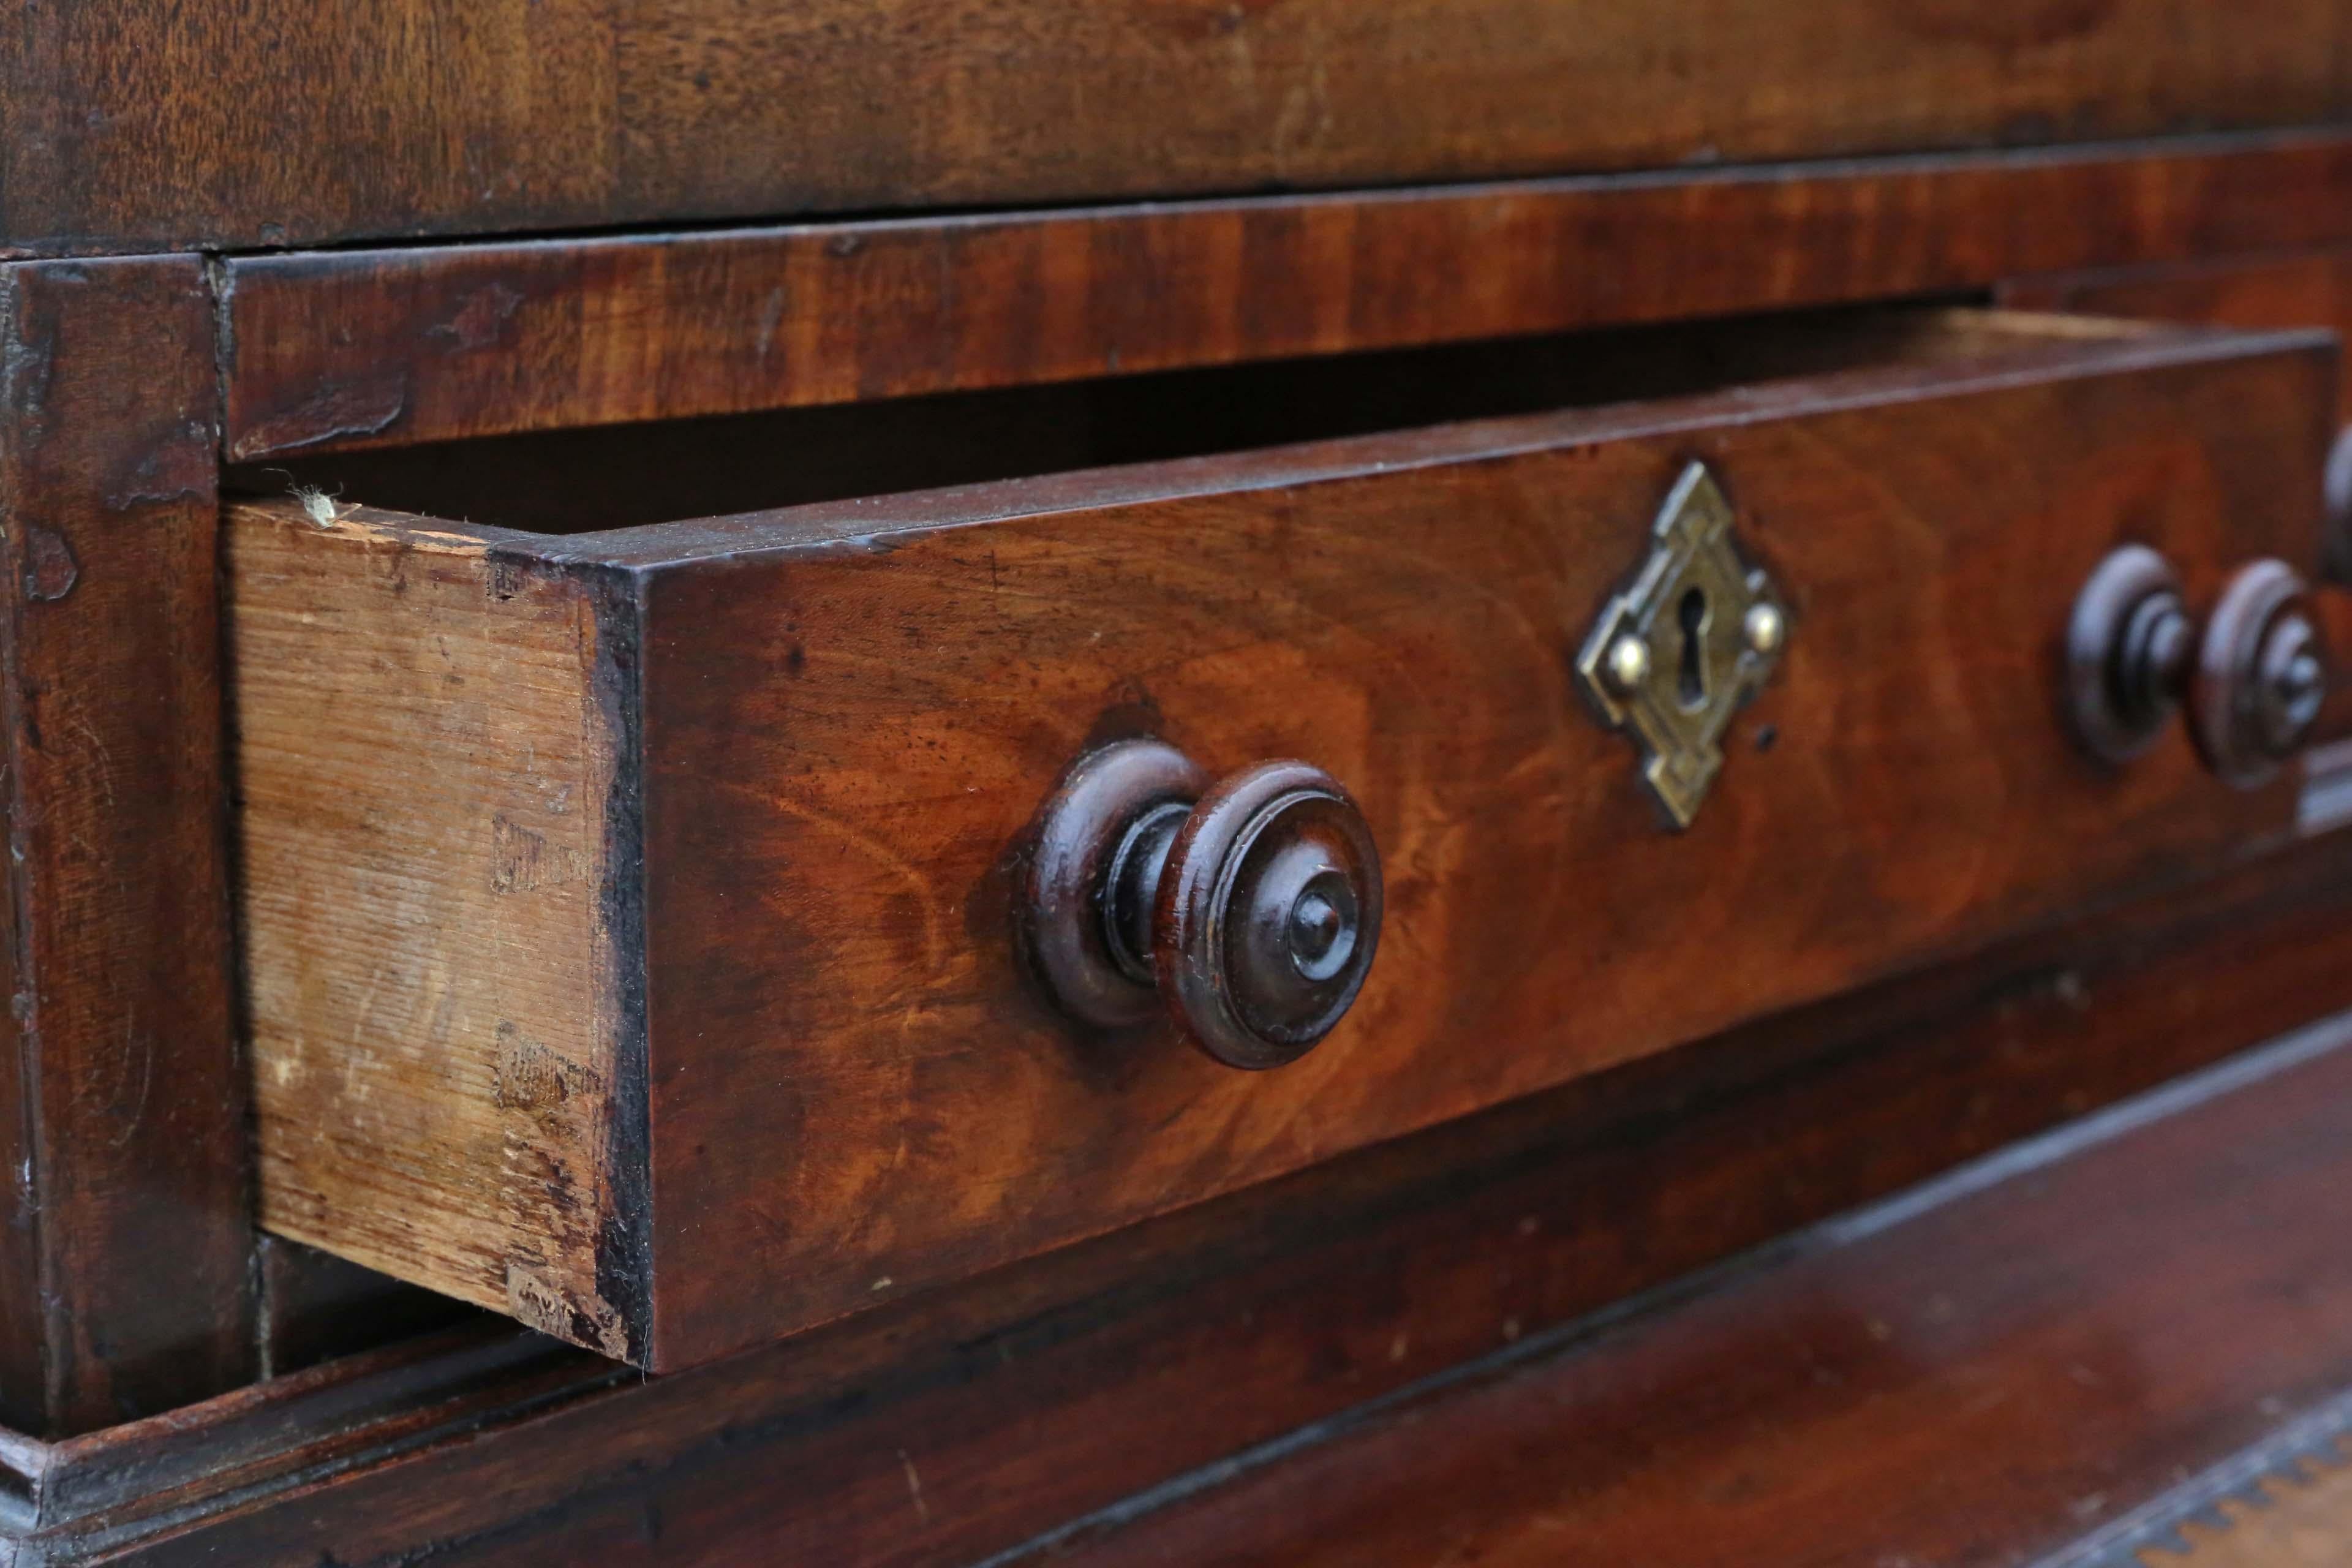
[1604,633,1652,694]
[1743,603,1785,656]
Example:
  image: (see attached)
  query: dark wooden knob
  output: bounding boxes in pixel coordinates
[1025,739,1382,1069]
[2190,558,2328,789]
[2067,545,2194,764]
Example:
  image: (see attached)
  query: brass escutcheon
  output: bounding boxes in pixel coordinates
[1574,462,1788,829]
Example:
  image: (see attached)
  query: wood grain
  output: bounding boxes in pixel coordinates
[230,314,2339,1366]
[12,3,2352,256]
[628,318,2334,1368]
[2005,246,2352,407]
[0,258,251,1437]
[2002,245,2352,582]
[17,820,2352,1564]
[227,505,646,1360]
[217,131,2352,459]
[1028,1014,2352,1568]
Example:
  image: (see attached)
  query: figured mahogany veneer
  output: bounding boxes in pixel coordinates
[12,4,2352,255]
[214,132,2352,460]
[224,311,2335,1369]
[2004,244,2352,584]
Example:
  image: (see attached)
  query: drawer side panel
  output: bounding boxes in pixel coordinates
[230,501,640,1359]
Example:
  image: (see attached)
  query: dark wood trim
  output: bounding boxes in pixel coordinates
[218,130,2352,459]
[0,258,252,1438]
[5,823,2352,1563]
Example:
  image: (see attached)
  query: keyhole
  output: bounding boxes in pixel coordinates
[1677,587,1710,709]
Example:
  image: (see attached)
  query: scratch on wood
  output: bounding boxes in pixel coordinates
[491,813,587,892]
[104,1017,156,1151]
[718,778,948,971]
[491,815,548,893]
[899,1450,931,1526]
[61,709,113,805]
[0,289,57,437]
[754,286,786,366]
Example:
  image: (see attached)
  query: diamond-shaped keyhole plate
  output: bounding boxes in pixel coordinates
[1574,462,1788,829]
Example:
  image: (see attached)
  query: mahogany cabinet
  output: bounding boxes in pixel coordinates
[7,6,2352,1563]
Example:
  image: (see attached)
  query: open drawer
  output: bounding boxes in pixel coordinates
[225,310,2339,1368]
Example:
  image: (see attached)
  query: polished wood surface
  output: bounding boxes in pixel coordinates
[11,4,2352,255]
[227,314,2335,1368]
[2002,245,2352,581]
[0,0,2349,1555]
[7,820,2352,1563]
[1029,1013,2352,1568]
[623,318,2337,1370]
[216,131,2352,458]
[0,259,252,1437]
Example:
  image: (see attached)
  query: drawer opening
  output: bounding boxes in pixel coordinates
[219,298,2092,537]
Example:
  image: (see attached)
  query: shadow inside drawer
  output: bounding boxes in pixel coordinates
[225,298,1999,535]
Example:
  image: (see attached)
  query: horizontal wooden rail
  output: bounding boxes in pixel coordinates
[220,130,2352,459]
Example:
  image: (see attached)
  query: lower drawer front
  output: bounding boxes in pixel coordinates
[228,312,2337,1368]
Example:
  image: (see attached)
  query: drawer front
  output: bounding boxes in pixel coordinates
[228,316,2338,1368]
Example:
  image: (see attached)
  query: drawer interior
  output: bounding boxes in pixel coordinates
[225,303,2133,534]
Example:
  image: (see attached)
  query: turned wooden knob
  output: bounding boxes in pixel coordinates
[2190,558,2329,789]
[2067,545,2195,764]
[1025,739,1383,1069]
